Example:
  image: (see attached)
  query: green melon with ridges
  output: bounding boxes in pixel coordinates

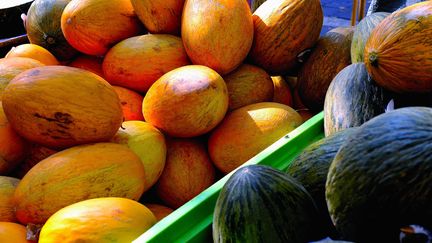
[326,107,432,242]
[286,127,358,238]
[324,63,389,137]
[26,0,78,61]
[213,164,324,243]
[350,12,390,63]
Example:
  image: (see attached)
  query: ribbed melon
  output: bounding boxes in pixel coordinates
[286,128,358,238]
[324,63,389,137]
[364,1,432,93]
[350,12,390,63]
[249,0,323,74]
[26,0,78,61]
[213,165,323,243]
[326,107,432,242]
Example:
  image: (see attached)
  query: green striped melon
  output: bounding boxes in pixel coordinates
[350,12,390,63]
[286,127,358,238]
[213,165,323,243]
[324,63,389,137]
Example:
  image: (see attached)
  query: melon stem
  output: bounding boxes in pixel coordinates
[369,51,379,67]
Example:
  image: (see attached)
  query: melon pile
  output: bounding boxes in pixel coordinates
[213,1,432,242]
[0,0,322,241]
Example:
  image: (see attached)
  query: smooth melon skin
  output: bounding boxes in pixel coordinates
[225,64,274,110]
[0,176,20,222]
[208,102,302,174]
[112,86,145,121]
[213,165,323,243]
[110,121,167,192]
[0,57,45,101]
[39,197,156,243]
[103,34,190,93]
[13,143,146,225]
[131,0,184,35]
[182,0,254,75]
[2,66,123,149]
[0,102,28,175]
[0,222,31,243]
[143,65,229,138]
[61,0,143,56]
[6,44,59,66]
[326,107,432,242]
[364,1,432,93]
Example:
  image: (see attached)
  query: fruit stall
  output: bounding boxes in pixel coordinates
[0,0,432,242]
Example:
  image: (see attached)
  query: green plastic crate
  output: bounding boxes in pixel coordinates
[134,112,325,243]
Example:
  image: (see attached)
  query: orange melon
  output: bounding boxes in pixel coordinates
[6,44,59,65]
[271,76,293,107]
[39,197,156,243]
[111,121,166,192]
[182,0,254,75]
[250,0,323,74]
[144,203,174,221]
[0,222,31,243]
[68,54,104,77]
[61,0,143,55]
[131,0,185,35]
[208,102,302,174]
[0,176,20,222]
[156,138,216,208]
[364,1,432,93]
[2,66,123,149]
[0,102,27,175]
[225,64,274,110]
[12,144,58,179]
[103,34,190,93]
[0,57,44,100]
[113,86,145,121]
[13,143,146,225]
[143,65,229,138]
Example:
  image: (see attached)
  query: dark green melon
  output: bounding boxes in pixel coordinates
[350,12,390,63]
[213,165,323,243]
[26,0,78,61]
[297,27,354,111]
[324,63,389,137]
[326,107,432,243]
[286,127,358,238]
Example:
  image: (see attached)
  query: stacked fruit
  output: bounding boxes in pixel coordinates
[214,1,432,242]
[0,0,324,241]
